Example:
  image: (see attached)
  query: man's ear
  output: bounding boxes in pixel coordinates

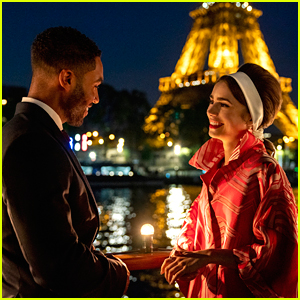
[58,69,75,92]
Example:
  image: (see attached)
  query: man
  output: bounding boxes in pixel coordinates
[2,26,129,297]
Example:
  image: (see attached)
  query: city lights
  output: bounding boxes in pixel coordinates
[109,134,115,140]
[242,2,249,9]
[89,151,97,162]
[283,136,290,144]
[69,137,74,150]
[117,138,125,153]
[223,49,230,57]
[282,136,295,144]
[74,142,80,152]
[81,134,88,151]
[174,144,181,155]
[75,134,81,142]
[2,99,7,105]
[98,138,104,145]
[93,131,99,137]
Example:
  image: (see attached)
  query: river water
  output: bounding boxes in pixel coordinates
[90,182,298,298]
[90,183,200,297]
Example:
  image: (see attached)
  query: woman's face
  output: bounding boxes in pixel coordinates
[207,80,251,147]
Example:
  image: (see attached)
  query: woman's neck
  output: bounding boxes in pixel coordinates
[223,140,239,166]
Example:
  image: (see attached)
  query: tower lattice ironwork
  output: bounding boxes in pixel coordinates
[144,2,297,149]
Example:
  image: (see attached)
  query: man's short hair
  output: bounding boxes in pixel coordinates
[31,26,102,76]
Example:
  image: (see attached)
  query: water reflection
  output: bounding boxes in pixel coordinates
[166,186,193,246]
[92,185,198,252]
[93,188,134,253]
[91,184,201,298]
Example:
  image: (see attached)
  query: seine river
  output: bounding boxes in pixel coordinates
[90,182,298,298]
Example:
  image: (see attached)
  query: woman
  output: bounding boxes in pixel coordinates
[161,63,298,298]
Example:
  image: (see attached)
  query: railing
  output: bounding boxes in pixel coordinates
[114,249,171,270]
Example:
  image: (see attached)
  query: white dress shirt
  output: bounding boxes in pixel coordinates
[22,97,63,131]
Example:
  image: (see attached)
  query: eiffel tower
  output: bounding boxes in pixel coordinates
[144,2,298,148]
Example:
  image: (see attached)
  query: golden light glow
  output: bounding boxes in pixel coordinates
[109,134,115,140]
[174,144,181,155]
[86,132,92,138]
[146,2,298,146]
[2,99,7,105]
[93,131,99,137]
[140,224,154,236]
[98,138,104,144]
[117,146,123,153]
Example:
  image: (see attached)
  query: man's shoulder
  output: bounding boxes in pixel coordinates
[3,113,43,144]
[2,112,60,160]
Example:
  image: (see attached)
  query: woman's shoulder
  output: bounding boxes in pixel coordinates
[245,148,293,188]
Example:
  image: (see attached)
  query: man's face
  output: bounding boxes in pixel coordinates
[62,57,103,127]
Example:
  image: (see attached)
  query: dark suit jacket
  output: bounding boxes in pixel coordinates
[2,102,128,297]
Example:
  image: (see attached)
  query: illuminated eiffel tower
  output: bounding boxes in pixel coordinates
[144,2,298,148]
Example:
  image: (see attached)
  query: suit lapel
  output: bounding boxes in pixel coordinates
[59,133,96,201]
[15,102,100,230]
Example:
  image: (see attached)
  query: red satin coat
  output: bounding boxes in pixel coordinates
[174,132,298,298]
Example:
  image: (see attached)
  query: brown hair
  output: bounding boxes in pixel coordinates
[218,63,282,129]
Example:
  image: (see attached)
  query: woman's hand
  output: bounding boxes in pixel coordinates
[161,249,238,285]
[160,250,210,285]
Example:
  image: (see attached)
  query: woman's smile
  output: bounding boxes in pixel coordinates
[209,120,224,129]
[207,81,251,147]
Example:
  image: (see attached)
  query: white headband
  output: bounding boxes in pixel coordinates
[228,72,264,139]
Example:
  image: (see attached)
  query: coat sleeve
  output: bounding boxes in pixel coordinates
[2,133,129,297]
[233,162,298,298]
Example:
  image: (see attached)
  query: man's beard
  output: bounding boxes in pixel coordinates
[62,82,87,127]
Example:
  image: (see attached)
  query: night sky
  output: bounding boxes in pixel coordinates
[2,2,298,108]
